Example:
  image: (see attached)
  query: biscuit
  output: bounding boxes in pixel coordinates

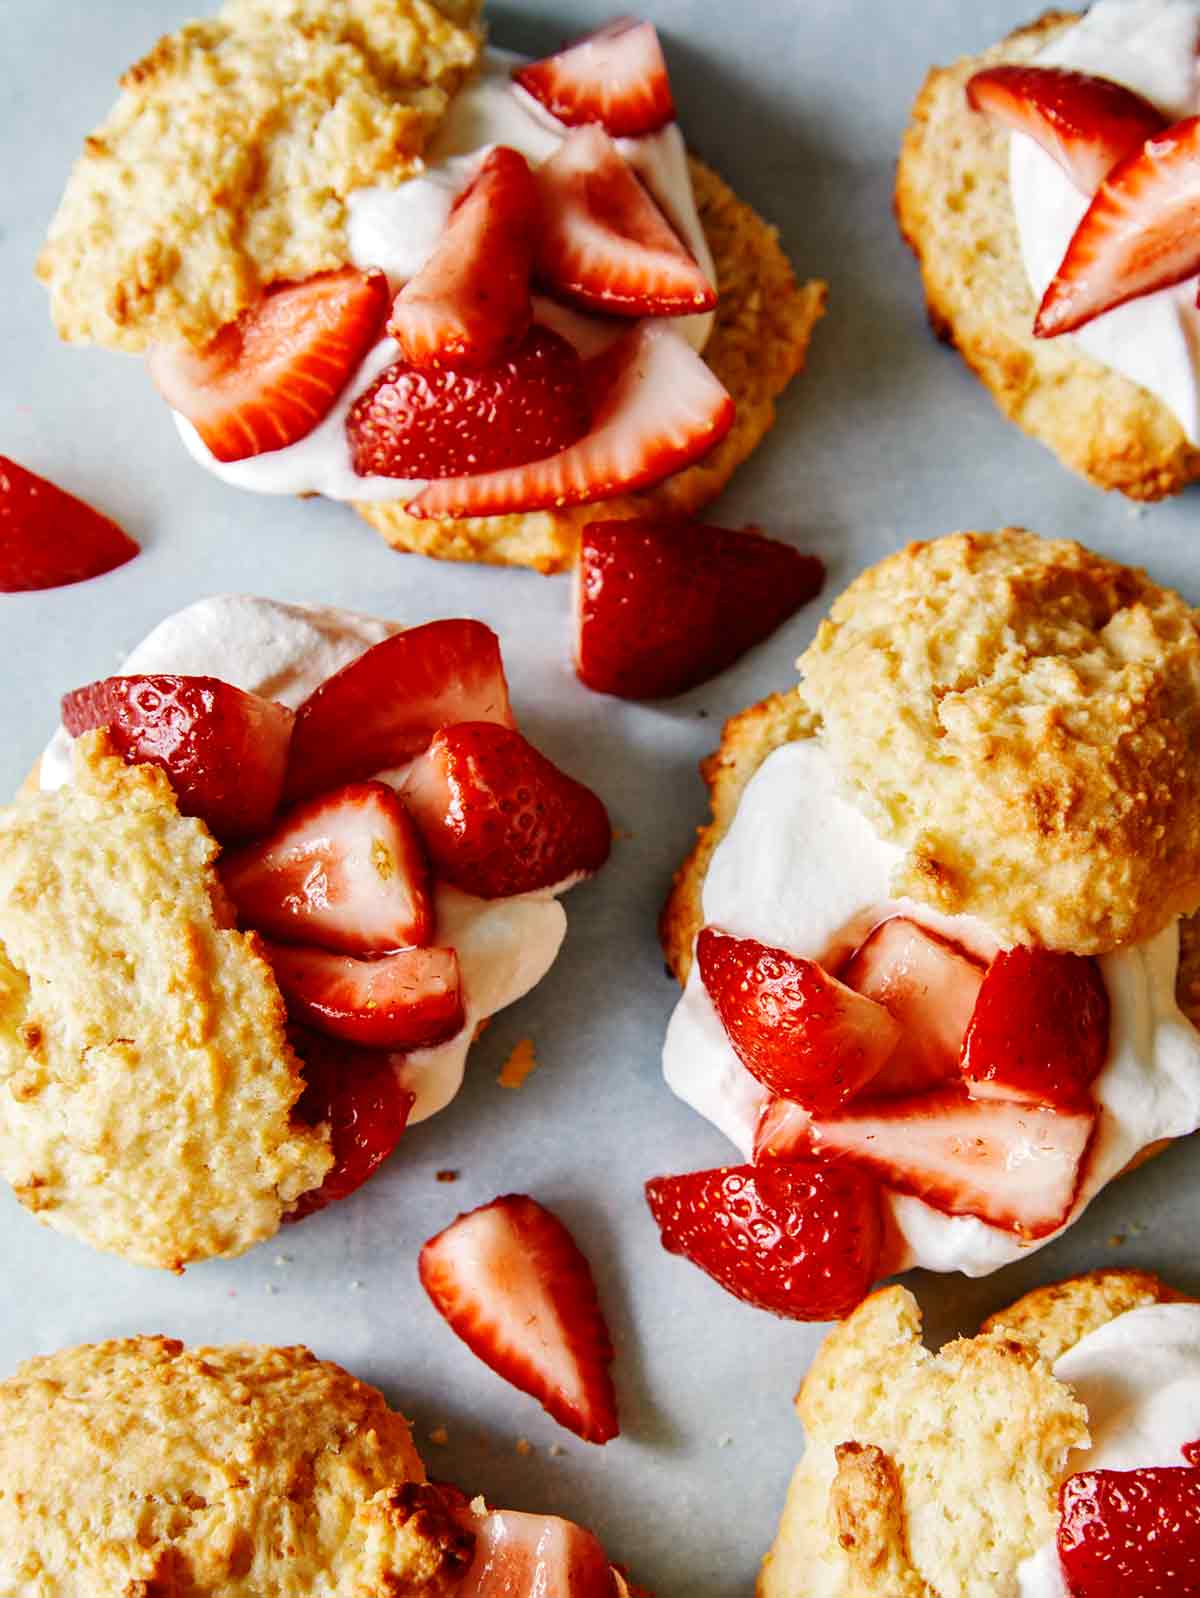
[0,732,330,1270]
[895,12,1200,500]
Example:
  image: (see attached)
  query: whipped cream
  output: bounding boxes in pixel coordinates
[1008,0,1200,442]
[175,49,716,502]
[662,737,1200,1278]
[41,595,569,1125]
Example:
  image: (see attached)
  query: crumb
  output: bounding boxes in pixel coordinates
[265,1283,278,1296]
[498,1037,538,1091]
[351,1279,364,1290]
[515,1437,533,1457]
[698,709,710,718]
[611,826,633,842]
[471,1494,488,1515]
[1108,1233,1125,1248]
[436,1169,460,1183]
[429,1426,449,1446]
[274,1253,292,1266]
[549,1442,566,1458]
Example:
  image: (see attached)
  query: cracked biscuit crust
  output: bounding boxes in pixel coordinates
[0,1336,472,1597]
[0,733,330,1269]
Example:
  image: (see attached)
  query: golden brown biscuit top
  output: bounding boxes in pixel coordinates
[37,0,483,352]
[799,530,1200,954]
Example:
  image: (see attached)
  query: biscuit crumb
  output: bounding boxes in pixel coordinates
[1108,1233,1125,1248]
[429,1425,449,1446]
[436,1169,460,1183]
[265,1283,278,1296]
[515,1437,533,1457]
[351,1279,365,1291]
[549,1442,566,1458]
[498,1038,538,1090]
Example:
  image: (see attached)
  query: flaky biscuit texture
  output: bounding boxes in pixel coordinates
[0,733,330,1268]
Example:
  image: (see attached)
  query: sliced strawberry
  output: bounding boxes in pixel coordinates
[264,940,463,1049]
[841,918,985,1096]
[0,457,138,593]
[61,674,293,842]
[513,18,675,138]
[419,1194,619,1444]
[285,1026,414,1222]
[1036,115,1200,337]
[576,518,824,699]
[966,65,1166,194]
[807,1089,1095,1238]
[696,927,900,1115]
[220,782,432,955]
[406,322,734,519]
[148,268,389,462]
[461,1511,616,1598]
[402,722,611,899]
[961,947,1110,1109]
[535,125,715,318]
[284,619,515,802]
[1058,1466,1200,1597]
[645,1162,882,1321]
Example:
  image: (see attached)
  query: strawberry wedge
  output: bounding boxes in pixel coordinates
[514,18,675,138]
[1058,1466,1200,1597]
[264,941,463,1050]
[0,456,138,593]
[460,1512,617,1598]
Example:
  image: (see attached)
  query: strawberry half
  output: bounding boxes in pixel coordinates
[284,619,515,802]
[961,946,1110,1109]
[148,268,390,462]
[1058,1466,1200,1598]
[1036,114,1200,337]
[402,722,611,899]
[220,782,433,955]
[264,941,463,1049]
[966,65,1166,194]
[419,1194,620,1444]
[513,18,675,138]
[645,1162,882,1321]
[406,322,734,519]
[461,1511,616,1598]
[535,125,715,318]
[347,326,591,480]
[61,674,293,842]
[697,927,901,1115]
[576,518,824,698]
[0,456,138,593]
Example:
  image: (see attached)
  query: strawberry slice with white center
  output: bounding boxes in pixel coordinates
[0,456,138,593]
[460,1511,616,1598]
[419,1194,619,1443]
[220,782,433,955]
[1036,114,1200,337]
[966,65,1166,195]
[388,146,539,370]
[263,941,463,1049]
[284,619,515,802]
[513,18,675,139]
[405,322,733,519]
[535,125,715,318]
[807,1089,1095,1238]
[148,267,390,462]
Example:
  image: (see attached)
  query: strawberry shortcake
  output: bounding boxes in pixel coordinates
[652,531,1200,1321]
[0,596,609,1269]
[38,0,825,573]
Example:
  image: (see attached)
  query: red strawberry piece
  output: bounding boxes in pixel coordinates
[419,1194,619,1444]
[0,457,138,593]
[264,940,463,1049]
[1036,114,1200,337]
[220,782,433,955]
[1058,1467,1200,1598]
[576,518,824,699]
[285,1026,414,1222]
[460,1511,616,1598]
[644,1162,882,1321]
[966,65,1166,194]
[406,322,734,519]
[513,18,675,138]
[961,946,1110,1110]
[841,918,986,1096]
[61,674,293,842]
[284,619,515,803]
[148,267,390,462]
[806,1088,1095,1238]
[402,722,611,899]
[1186,1442,1200,1465]
[753,1097,814,1164]
[535,125,715,318]
[696,927,901,1115]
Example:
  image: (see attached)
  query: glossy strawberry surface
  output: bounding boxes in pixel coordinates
[1058,1466,1200,1597]
[0,456,137,592]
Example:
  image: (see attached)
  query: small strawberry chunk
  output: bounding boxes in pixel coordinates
[514,18,675,138]
[961,946,1110,1109]
[419,1194,619,1443]
[966,65,1166,194]
[697,927,901,1115]
[402,722,611,899]
[0,457,138,593]
[149,268,389,462]
[61,674,293,842]
[1058,1467,1200,1598]
[576,518,824,699]
[220,782,433,955]
[285,619,515,802]
[264,941,463,1049]
[461,1512,616,1598]
[645,1162,882,1321]
[535,125,715,318]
